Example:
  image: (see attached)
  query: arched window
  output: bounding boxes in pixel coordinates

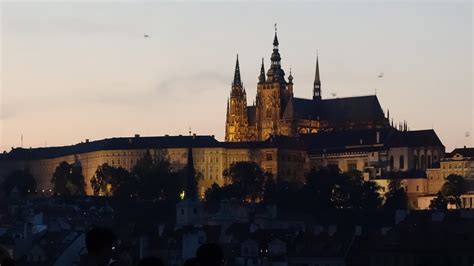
[427,155,432,168]
[389,156,394,170]
[420,155,426,170]
[414,155,419,170]
[399,155,405,170]
[266,108,272,118]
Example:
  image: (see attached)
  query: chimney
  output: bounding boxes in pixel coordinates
[134,134,140,138]
[85,139,89,143]
[376,132,380,144]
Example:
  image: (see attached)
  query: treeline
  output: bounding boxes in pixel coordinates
[206,161,405,211]
[0,155,468,212]
[0,151,194,203]
[429,174,467,210]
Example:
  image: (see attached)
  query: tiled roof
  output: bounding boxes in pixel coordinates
[291,95,386,123]
[3,135,220,160]
[300,128,444,154]
[449,147,474,158]
[299,128,395,153]
[388,130,444,148]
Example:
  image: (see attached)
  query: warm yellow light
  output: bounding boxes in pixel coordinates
[106,184,112,194]
[180,190,185,200]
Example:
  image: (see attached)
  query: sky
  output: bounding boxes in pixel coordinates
[0,0,472,152]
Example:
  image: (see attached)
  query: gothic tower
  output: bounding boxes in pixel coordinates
[225,55,249,142]
[313,54,321,100]
[255,28,293,141]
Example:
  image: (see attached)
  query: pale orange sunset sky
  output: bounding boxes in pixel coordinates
[1,1,472,152]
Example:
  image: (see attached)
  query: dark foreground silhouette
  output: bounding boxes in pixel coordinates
[80,227,117,266]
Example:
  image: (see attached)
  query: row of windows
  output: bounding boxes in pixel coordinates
[389,155,405,170]
[107,159,135,165]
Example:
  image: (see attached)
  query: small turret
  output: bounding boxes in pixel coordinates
[258,58,266,83]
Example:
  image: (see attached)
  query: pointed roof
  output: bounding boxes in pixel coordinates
[232,54,242,87]
[273,31,279,47]
[266,27,286,84]
[186,146,198,200]
[314,55,321,85]
[258,57,266,83]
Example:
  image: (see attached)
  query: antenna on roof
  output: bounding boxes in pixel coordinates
[21,134,23,148]
[188,127,192,136]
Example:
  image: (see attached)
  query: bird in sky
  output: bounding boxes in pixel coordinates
[378,72,384,78]
[144,34,150,38]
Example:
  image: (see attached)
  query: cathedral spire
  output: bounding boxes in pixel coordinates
[233,54,242,87]
[313,53,321,100]
[259,57,266,83]
[267,25,285,83]
[273,24,279,47]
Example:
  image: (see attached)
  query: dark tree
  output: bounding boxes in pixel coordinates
[2,169,36,197]
[429,191,448,210]
[91,164,134,197]
[51,161,71,196]
[69,163,86,196]
[223,161,270,202]
[51,161,86,196]
[262,177,278,203]
[131,150,188,202]
[359,180,383,209]
[204,183,239,203]
[441,174,466,208]
[305,166,340,210]
[383,179,408,210]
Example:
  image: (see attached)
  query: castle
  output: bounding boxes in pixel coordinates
[225,29,390,142]
[0,28,446,203]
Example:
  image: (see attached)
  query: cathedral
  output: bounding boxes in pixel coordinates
[225,29,390,142]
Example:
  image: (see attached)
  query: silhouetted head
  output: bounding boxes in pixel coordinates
[2,258,15,266]
[137,256,164,266]
[0,245,14,266]
[196,243,224,266]
[184,257,199,266]
[85,227,117,260]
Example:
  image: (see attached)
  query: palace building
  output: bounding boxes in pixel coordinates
[0,28,447,205]
[225,29,390,142]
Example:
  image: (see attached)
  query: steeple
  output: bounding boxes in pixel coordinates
[288,67,293,84]
[313,53,321,100]
[259,58,266,83]
[185,146,197,200]
[232,54,242,87]
[267,24,285,83]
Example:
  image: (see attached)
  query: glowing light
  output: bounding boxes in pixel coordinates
[180,190,185,200]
